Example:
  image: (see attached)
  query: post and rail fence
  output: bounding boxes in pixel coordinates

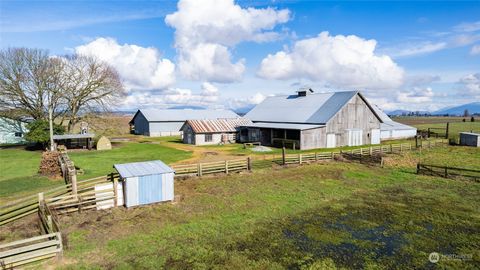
[416,163,480,182]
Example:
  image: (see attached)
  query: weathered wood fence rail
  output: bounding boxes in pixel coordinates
[0,175,112,226]
[172,158,251,177]
[0,232,62,269]
[417,163,480,182]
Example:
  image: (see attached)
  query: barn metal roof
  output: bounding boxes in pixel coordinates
[183,118,252,133]
[52,133,95,140]
[244,122,325,130]
[245,91,372,124]
[131,109,239,123]
[372,105,417,131]
[114,160,174,178]
[460,132,480,136]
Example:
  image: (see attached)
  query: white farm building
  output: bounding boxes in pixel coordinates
[372,105,417,140]
[130,109,239,137]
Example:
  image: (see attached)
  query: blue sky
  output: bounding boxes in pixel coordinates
[1,0,479,112]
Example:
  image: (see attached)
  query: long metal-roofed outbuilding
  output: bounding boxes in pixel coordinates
[130,109,240,137]
[114,160,175,208]
[241,89,384,150]
[371,105,417,140]
[181,118,253,145]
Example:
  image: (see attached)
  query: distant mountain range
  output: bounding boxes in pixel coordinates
[387,102,480,116]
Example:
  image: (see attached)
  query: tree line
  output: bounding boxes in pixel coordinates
[0,48,125,137]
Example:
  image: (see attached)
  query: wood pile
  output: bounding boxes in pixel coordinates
[38,151,62,178]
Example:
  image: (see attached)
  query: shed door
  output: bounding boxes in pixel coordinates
[371,129,381,145]
[138,174,162,205]
[326,133,336,148]
[348,130,363,146]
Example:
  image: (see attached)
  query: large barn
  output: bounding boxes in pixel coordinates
[130,109,239,137]
[241,89,383,150]
[372,105,417,140]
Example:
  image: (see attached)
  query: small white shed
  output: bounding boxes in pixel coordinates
[459,132,480,147]
[114,160,175,208]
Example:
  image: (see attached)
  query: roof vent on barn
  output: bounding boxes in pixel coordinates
[296,87,314,97]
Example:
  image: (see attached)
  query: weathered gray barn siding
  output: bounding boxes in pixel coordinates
[325,94,381,146]
[132,112,150,135]
[300,127,326,149]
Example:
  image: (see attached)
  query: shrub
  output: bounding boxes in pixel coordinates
[25,120,65,147]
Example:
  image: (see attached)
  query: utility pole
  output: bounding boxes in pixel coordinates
[49,105,54,151]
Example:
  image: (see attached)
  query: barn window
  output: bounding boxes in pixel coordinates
[14,132,23,137]
[205,134,213,142]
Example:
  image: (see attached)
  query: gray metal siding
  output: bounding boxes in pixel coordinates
[133,112,150,135]
[149,122,184,136]
[460,133,480,147]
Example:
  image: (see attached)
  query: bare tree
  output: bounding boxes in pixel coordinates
[0,48,65,121]
[61,55,125,132]
[0,48,125,134]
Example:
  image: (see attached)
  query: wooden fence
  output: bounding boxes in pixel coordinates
[58,152,76,185]
[0,232,62,269]
[172,158,251,177]
[417,163,480,182]
[0,175,112,226]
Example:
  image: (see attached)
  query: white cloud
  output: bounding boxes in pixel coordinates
[227,92,266,110]
[388,42,447,58]
[453,21,480,32]
[165,0,290,83]
[470,44,480,55]
[458,73,480,97]
[257,31,404,89]
[396,87,435,103]
[121,82,221,109]
[75,37,175,91]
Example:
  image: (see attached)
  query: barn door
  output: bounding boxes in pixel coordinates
[371,129,380,145]
[326,133,336,148]
[348,130,363,146]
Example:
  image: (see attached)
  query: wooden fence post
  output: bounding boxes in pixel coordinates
[225,160,229,174]
[370,147,373,156]
[47,215,53,233]
[56,232,64,259]
[446,122,449,139]
[247,157,252,171]
[299,153,302,164]
[198,163,203,177]
[444,167,448,178]
[315,152,318,162]
[360,148,363,156]
[113,174,118,207]
[416,163,420,174]
[282,147,286,166]
[71,171,78,197]
[390,144,393,153]
[38,192,44,206]
[331,151,335,160]
[415,136,419,148]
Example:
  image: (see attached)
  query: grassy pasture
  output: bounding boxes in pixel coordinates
[48,146,480,269]
[393,116,480,141]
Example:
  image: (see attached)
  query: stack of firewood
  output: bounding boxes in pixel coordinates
[38,151,62,178]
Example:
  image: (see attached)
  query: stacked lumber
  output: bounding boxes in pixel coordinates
[38,151,62,178]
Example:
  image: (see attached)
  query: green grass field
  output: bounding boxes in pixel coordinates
[0,142,192,201]
[393,117,480,141]
[50,146,480,269]
[68,142,192,180]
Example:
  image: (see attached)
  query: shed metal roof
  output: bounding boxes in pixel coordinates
[184,118,252,133]
[132,109,239,123]
[245,91,363,124]
[244,122,325,130]
[52,133,95,140]
[459,132,480,136]
[114,160,175,178]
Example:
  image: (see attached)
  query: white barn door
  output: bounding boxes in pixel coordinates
[348,129,363,146]
[326,133,336,148]
[371,129,380,145]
